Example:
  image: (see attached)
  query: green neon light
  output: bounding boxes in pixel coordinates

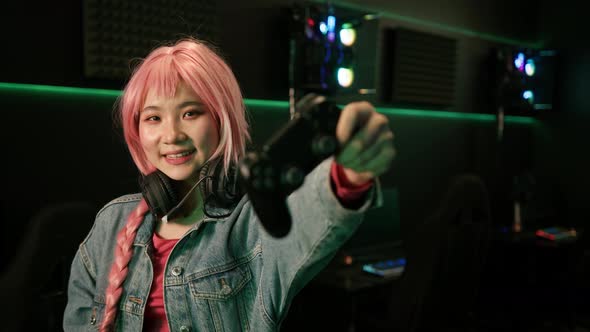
[374,106,537,125]
[0,82,537,125]
[312,0,543,49]
[0,82,122,98]
[244,98,289,109]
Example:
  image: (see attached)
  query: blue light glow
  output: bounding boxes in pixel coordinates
[319,22,327,34]
[327,15,336,31]
[514,52,525,72]
[523,90,534,104]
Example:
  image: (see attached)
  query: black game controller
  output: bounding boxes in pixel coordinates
[238,94,342,237]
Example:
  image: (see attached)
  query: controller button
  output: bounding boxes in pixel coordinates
[264,178,275,190]
[253,178,264,190]
[312,135,337,156]
[282,166,304,188]
[264,165,274,177]
[252,165,262,176]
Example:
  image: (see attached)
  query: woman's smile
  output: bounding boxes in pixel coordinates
[163,148,196,165]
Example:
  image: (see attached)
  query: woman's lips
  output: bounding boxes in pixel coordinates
[164,149,196,165]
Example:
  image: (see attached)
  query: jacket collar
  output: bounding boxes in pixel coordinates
[134,212,156,246]
[132,196,246,246]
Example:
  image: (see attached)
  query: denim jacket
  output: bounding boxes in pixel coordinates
[64,158,381,331]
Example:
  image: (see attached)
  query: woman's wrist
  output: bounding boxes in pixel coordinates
[341,167,374,187]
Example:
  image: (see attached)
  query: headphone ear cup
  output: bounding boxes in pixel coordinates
[201,159,241,207]
[220,164,241,203]
[140,170,178,219]
[198,160,212,203]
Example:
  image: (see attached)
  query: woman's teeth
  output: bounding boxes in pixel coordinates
[168,150,192,158]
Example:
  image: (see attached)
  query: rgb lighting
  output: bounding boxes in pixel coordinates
[289,4,364,93]
[523,90,534,104]
[525,59,535,76]
[514,52,525,72]
[327,15,336,31]
[337,68,354,87]
[340,24,356,46]
[327,31,336,42]
[319,21,327,34]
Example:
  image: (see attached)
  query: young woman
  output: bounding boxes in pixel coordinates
[64,38,395,332]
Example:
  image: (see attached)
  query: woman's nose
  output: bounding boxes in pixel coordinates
[163,121,188,144]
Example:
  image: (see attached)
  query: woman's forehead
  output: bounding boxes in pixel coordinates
[143,80,202,106]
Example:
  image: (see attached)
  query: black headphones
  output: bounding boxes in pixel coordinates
[139,158,242,220]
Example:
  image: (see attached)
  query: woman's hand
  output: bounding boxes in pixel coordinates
[335,101,395,185]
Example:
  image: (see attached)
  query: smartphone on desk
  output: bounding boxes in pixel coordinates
[362,257,406,278]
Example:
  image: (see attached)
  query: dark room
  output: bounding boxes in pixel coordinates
[1,0,589,331]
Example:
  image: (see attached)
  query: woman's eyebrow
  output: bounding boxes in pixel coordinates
[141,101,204,113]
[141,105,160,113]
[176,101,204,110]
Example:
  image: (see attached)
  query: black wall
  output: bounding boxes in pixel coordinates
[533,0,590,226]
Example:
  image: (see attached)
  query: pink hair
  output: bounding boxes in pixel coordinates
[119,38,250,176]
[100,199,149,332]
[101,38,251,331]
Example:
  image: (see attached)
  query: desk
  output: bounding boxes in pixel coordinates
[313,261,403,293]
[496,227,579,247]
[282,245,405,332]
[478,227,582,330]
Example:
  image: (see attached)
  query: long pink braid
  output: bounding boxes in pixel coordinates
[100,198,150,332]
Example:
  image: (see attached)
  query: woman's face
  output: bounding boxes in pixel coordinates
[139,81,219,183]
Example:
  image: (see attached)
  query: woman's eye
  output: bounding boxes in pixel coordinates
[184,111,201,118]
[145,116,159,122]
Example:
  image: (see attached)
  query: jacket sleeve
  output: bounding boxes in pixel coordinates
[62,195,136,331]
[257,157,382,326]
[63,242,98,331]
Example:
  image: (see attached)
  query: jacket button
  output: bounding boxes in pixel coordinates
[171,266,183,276]
[221,284,232,295]
[179,326,191,332]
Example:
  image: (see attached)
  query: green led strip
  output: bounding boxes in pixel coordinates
[374,106,536,125]
[0,82,122,98]
[243,98,290,109]
[0,82,537,124]
[311,0,543,49]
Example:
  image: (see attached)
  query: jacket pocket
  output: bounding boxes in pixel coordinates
[189,264,251,300]
[188,264,254,331]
